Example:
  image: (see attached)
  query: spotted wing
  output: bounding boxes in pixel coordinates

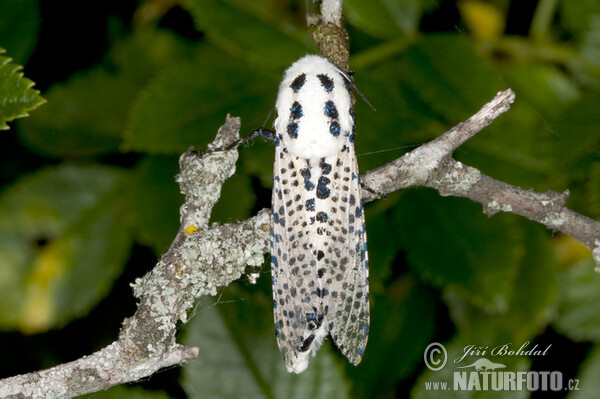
[326,143,370,365]
[271,147,328,373]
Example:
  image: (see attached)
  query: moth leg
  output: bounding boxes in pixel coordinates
[200,127,276,155]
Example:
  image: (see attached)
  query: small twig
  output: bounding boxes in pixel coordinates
[320,0,343,25]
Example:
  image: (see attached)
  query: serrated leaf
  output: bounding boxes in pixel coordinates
[129,155,182,255]
[125,53,279,154]
[348,275,437,398]
[555,259,600,342]
[0,51,45,130]
[0,0,40,65]
[0,164,131,333]
[18,30,194,157]
[181,285,348,399]
[344,0,422,39]
[183,0,311,67]
[568,345,600,399]
[392,190,523,312]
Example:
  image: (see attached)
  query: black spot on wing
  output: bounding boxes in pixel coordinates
[324,100,341,137]
[290,101,303,119]
[324,100,338,119]
[287,122,298,139]
[299,333,316,352]
[317,176,331,199]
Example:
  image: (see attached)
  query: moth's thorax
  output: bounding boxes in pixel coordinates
[274,55,354,159]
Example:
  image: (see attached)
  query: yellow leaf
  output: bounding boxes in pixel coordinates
[553,234,592,269]
[19,240,69,334]
[458,0,505,40]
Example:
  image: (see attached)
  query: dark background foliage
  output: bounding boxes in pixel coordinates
[1,0,599,398]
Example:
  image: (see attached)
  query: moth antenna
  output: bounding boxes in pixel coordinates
[336,68,376,112]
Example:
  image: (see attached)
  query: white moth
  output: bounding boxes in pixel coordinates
[271,55,369,373]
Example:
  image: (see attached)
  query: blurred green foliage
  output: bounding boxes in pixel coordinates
[0,0,599,398]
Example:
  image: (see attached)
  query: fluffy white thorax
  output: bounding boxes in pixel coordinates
[274,55,353,159]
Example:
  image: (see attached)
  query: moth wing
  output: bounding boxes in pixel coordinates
[271,148,325,373]
[327,145,370,365]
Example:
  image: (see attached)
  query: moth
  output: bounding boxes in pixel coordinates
[270,55,369,373]
[204,54,370,373]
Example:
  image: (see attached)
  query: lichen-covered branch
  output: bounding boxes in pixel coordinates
[0,116,269,398]
[361,89,600,263]
[308,0,350,71]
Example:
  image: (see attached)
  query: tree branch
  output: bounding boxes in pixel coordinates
[2,89,599,397]
[361,89,600,257]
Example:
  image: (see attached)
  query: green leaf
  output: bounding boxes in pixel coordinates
[79,385,171,399]
[392,190,523,312]
[349,275,437,398]
[361,207,403,292]
[555,258,600,342]
[183,0,311,67]
[457,66,596,192]
[0,0,40,65]
[559,0,600,36]
[574,14,600,86]
[126,51,279,154]
[502,63,580,115]
[588,163,600,219]
[181,284,349,399]
[444,223,558,343]
[455,100,558,191]
[18,29,194,157]
[18,68,133,156]
[398,34,504,123]
[352,60,444,173]
[549,91,600,169]
[0,164,131,333]
[129,155,182,255]
[0,50,45,130]
[568,345,600,399]
[344,0,422,39]
[210,172,255,224]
